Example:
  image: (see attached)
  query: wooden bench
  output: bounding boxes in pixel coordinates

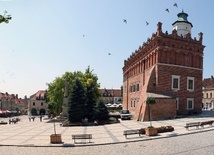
[123,129,142,138]
[71,134,92,143]
[200,121,214,128]
[184,122,200,130]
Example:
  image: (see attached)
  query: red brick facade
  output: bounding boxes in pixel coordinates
[123,20,205,121]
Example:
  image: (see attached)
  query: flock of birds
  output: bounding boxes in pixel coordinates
[0,3,178,58]
[123,3,178,27]
[81,3,178,56]
[119,2,178,56]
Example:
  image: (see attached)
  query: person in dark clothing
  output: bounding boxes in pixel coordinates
[40,115,42,122]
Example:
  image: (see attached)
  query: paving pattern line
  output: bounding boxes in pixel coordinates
[19,125,54,145]
[103,125,120,143]
[0,123,46,142]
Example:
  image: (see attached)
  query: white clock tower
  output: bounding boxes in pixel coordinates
[172,10,193,37]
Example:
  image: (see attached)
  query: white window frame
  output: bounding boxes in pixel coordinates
[187,77,194,91]
[176,98,179,110]
[187,98,194,110]
[172,75,180,90]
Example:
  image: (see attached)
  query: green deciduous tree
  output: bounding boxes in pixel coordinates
[47,66,104,122]
[46,77,65,115]
[146,97,156,127]
[46,72,76,114]
[47,102,55,114]
[120,85,123,101]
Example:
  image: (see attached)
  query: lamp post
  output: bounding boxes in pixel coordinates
[10,99,12,111]
[53,117,57,135]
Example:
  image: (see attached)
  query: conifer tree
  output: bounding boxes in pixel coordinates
[95,100,109,121]
[85,82,97,121]
[68,78,86,122]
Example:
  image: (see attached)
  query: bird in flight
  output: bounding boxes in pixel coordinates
[123,19,127,24]
[173,3,178,7]
[0,10,12,24]
[108,53,111,55]
[83,35,85,37]
[146,21,149,26]
[165,9,169,13]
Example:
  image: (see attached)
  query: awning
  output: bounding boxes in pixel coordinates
[0,110,8,114]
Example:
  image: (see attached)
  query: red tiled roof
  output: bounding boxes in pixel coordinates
[15,98,27,105]
[100,88,121,97]
[203,77,214,88]
[0,92,16,100]
[30,90,47,100]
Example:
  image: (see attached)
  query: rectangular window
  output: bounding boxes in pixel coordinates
[137,83,139,91]
[33,102,35,106]
[172,75,180,90]
[41,102,43,106]
[133,84,136,92]
[187,98,194,110]
[133,101,135,107]
[210,93,212,98]
[187,77,194,91]
[130,100,132,107]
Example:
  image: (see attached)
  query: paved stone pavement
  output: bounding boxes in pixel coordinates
[0,111,214,147]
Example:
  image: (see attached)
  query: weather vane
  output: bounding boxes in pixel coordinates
[0,10,12,24]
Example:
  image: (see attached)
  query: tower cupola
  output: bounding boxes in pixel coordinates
[172,10,193,37]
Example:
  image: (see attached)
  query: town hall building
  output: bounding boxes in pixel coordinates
[122,11,205,121]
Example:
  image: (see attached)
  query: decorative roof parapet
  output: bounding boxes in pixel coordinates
[123,22,204,68]
[198,32,203,44]
[157,22,163,36]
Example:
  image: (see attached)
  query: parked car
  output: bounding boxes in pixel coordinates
[120,110,132,120]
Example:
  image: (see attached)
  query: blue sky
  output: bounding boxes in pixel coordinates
[0,0,213,98]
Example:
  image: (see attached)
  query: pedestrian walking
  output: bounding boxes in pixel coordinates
[32,116,35,121]
[40,115,42,122]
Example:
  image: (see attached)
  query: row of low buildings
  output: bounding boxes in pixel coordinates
[27,89,122,116]
[1,73,213,118]
[0,90,47,116]
[0,88,122,116]
[0,93,28,115]
[202,76,214,110]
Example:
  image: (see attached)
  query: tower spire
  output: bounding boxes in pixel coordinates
[172,10,193,37]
